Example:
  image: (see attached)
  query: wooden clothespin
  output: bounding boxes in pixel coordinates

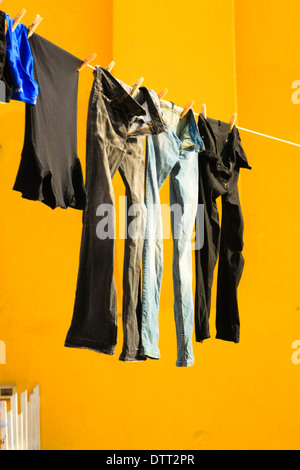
[229,113,237,132]
[27,14,43,38]
[157,88,168,100]
[106,61,115,72]
[201,104,207,118]
[180,101,195,119]
[77,53,97,72]
[12,8,27,31]
[131,77,144,98]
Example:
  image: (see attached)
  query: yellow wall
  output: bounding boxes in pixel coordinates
[0,0,299,451]
[233,0,300,449]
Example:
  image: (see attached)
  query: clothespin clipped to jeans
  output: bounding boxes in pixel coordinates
[12,8,27,31]
[229,113,237,132]
[131,77,144,98]
[28,14,43,38]
[180,101,195,119]
[106,61,115,72]
[77,53,97,72]
[157,88,168,100]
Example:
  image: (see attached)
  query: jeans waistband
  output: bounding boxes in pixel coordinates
[138,87,166,135]
[92,66,146,119]
[93,67,166,136]
[159,99,204,151]
[198,114,251,170]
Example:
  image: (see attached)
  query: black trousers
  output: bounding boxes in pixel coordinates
[195,114,251,343]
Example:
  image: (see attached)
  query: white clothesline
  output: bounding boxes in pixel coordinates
[236,127,300,148]
[86,64,300,148]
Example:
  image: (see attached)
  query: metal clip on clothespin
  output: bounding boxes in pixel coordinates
[157,88,168,100]
[12,8,27,31]
[180,101,195,119]
[28,14,43,38]
[229,113,237,133]
[77,53,97,72]
[131,77,144,98]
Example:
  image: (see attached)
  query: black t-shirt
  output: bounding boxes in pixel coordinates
[13,33,87,210]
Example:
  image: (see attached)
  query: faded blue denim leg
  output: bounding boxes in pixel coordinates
[140,129,178,360]
[140,92,203,367]
[169,147,199,367]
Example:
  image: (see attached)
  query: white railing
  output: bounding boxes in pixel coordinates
[0,340,5,364]
[0,385,40,450]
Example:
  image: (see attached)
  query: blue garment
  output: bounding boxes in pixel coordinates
[5,14,39,105]
[140,91,204,367]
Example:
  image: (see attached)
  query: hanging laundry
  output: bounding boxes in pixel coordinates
[13,33,86,210]
[65,66,166,362]
[195,114,251,344]
[139,93,204,367]
[5,14,39,105]
[0,11,13,102]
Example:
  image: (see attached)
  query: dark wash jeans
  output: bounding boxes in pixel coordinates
[65,66,166,361]
[195,114,251,344]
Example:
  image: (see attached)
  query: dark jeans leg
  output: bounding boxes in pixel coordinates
[65,96,126,354]
[118,137,147,362]
[216,193,245,343]
[195,165,220,342]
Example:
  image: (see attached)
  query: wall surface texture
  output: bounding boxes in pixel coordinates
[0,0,299,450]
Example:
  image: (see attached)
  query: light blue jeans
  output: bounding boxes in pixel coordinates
[140,93,204,367]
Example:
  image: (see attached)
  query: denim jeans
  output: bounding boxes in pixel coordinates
[139,94,204,367]
[195,114,251,343]
[65,67,166,362]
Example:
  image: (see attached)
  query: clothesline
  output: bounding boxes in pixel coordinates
[86,64,300,149]
[235,127,300,148]
[3,9,298,149]
[2,6,299,149]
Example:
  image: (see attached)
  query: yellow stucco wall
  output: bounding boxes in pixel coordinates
[0,0,299,450]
